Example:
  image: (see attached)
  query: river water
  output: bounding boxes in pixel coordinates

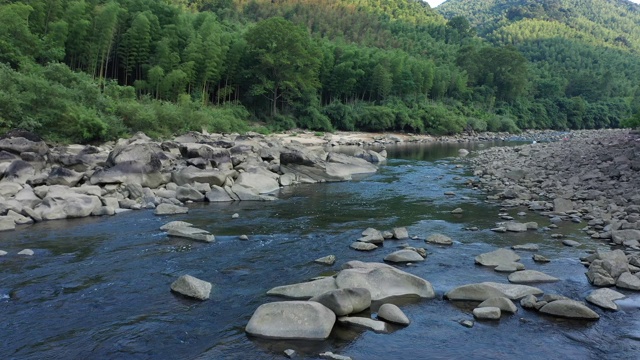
[1,142,639,360]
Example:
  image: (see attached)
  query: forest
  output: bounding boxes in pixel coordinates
[0,0,638,143]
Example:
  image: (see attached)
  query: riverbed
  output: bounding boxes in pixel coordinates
[1,142,639,359]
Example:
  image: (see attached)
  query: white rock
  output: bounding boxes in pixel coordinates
[337,316,387,333]
[473,307,501,320]
[246,301,336,340]
[508,270,559,284]
[377,303,410,325]
[18,249,34,256]
[170,274,212,300]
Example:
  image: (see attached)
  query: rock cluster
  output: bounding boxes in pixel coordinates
[0,131,385,230]
[582,249,640,290]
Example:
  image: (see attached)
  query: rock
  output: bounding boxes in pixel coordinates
[384,249,424,263]
[508,270,559,284]
[337,316,387,333]
[46,167,83,187]
[616,272,640,290]
[505,222,528,232]
[451,208,464,214]
[175,184,205,202]
[235,172,280,194]
[309,288,371,316]
[392,227,409,240]
[267,277,339,299]
[520,294,538,309]
[170,275,212,300]
[284,349,296,359]
[473,307,501,320]
[325,152,378,178]
[154,203,189,215]
[377,303,410,325]
[314,255,336,265]
[562,240,581,247]
[167,227,215,243]
[246,301,336,340]
[511,244,539,251]
[335,265,435,301]
[611,229,640,245]
[160,221,193,231]
[0,250,7,256]
[460,320,474,328]
[539,299,599,320]
[525,222,538,230]
[491,227,507,233]
[532,254,550,263]
[91,206,115,216]
[445,282,543,301]
[494,262,525,273]
[350,242,378,251]
[231,213,240,218]
[586,288,626,311]
[586,260,616,287]
[205,185,234,202]
[0,137,48,155]
[478,297,517,313]
[172,166,228,187]
[444,191,455,196]
[425,233,453,245]
[0,217,16,231]
[475,248,521,267]
[17,249,34,256]
[554,198,574,213]
[238,235,249,240]
[319,352,352,360]
[600,250,630,279]
[34,190,102,220]
[458,149,469,156]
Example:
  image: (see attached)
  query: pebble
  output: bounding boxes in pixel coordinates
[231,213,239,219]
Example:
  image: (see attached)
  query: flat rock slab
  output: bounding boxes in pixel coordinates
[505,222,528,232]
[539,299,599,320]
[494,262,525,273]
[508,270,559,284]
[473,307,501,320]
[562,240,581,247]
[267,277,338,299]
[315,255,336,265]
[586,288,626,311]
[377,303,410,325]
[170,275,212,300]
[384,249,424,263]
[246,301,336,340]
[154,203,189,215]
[167,227,215,242]
[350,242,378,251]
[475,248,521,267]
[338,316,387,333]
[425,233,453,245]
[319,352,352,360]
[335,266,435,301]
[616,272,640,290]
[511,243,539,251]
[445,282,543,301]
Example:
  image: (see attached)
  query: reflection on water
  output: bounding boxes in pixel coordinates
[0,141,639,359]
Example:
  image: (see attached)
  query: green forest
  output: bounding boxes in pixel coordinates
[0,0,639,143]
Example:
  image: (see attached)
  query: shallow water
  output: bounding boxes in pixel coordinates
[1,142,639,360]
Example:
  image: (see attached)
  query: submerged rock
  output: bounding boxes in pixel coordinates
[445,282,543,301]
[384,249,424,263]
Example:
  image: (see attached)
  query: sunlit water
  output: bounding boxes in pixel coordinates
[1,142,639,360]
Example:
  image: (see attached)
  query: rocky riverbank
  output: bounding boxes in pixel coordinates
[0,130,388,232]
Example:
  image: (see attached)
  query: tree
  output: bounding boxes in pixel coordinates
[244,17,321,116]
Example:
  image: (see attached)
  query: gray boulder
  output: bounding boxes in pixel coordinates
[616,272,640,290]
[235,172,280,194]
[505,222,528,232]
[337,316,387,333]
[170,275,212,300]
[350,242,378,251]
[34,192,102,220]
[205,185,234,202]
[246,301,336,340]
[314,255,336,265]
[46,167,83,187]
[267,277,339,299]
[176,184,205,202]
[478,297,517,313]
[508,270,559,284]
[392,227,409,240]
[172,166,228,187]
[586,288,626,311]
[0,137,48,155]
[612,229,640,245]
[473,307,501,320]
[309,288,371,316]
[539,299,599,320]
[475,248,521,267]
[167,227,214,242]
[445,282,543,301]
[426,233,453,245]
[0,217,16,231]
[335,265,435,301]
[154,203,188,215]
[384,249,424,263]
[553,198,573,213]
[377,303,410,325]
[512,243,539,251]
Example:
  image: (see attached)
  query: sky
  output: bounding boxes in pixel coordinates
[425,0,640,8]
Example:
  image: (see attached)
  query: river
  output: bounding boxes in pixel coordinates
[1,142,639,360]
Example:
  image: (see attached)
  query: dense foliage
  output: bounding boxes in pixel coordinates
[0,0,638,143]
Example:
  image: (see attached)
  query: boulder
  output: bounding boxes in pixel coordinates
[170,274,212,300]
[505,222,528,232]
[600,250,630,279]
[235,172,280,194]
[353,149,386,163]
[167,227,215,243]
[0,181,23,197]
[154,203,188,215]
[325,152,378,178]
[176,184,205,202]
[14,186,41,208]
[0,137,48,155]
[46,167,83,187]
[508,270,559,284]
[392,227,409,240]
[267,277,339,299]
[350,242,378,251]
[377,303,410,325]
[553,198,573,213]
[532,254,550,263]
[246,301,336,340]
[319,352,352,360]
[314,255,336,265]
[384,249,424,263]
[172,166,228,187]
[473,307,501,320]
[612,229,640,245]
[18,248,34,256]
[586,260,616,286]
[34,192,102,220]
[6,210,33,225]
[475,248,521,267]
[3,160,35,184]
[337,316,387,333]
[205,186,234,202]
[445,282,543,301]
[562,240,581,247]
[309,288,371,316]
[539,299,599,320]
[0,217,16,231]
[335,265,435,301]
[426,233,453,245]
[494,262,525,273]
[511,244,539,251]
[586,288,626,311]
[478,297,517,313]
[616,272,640,290]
